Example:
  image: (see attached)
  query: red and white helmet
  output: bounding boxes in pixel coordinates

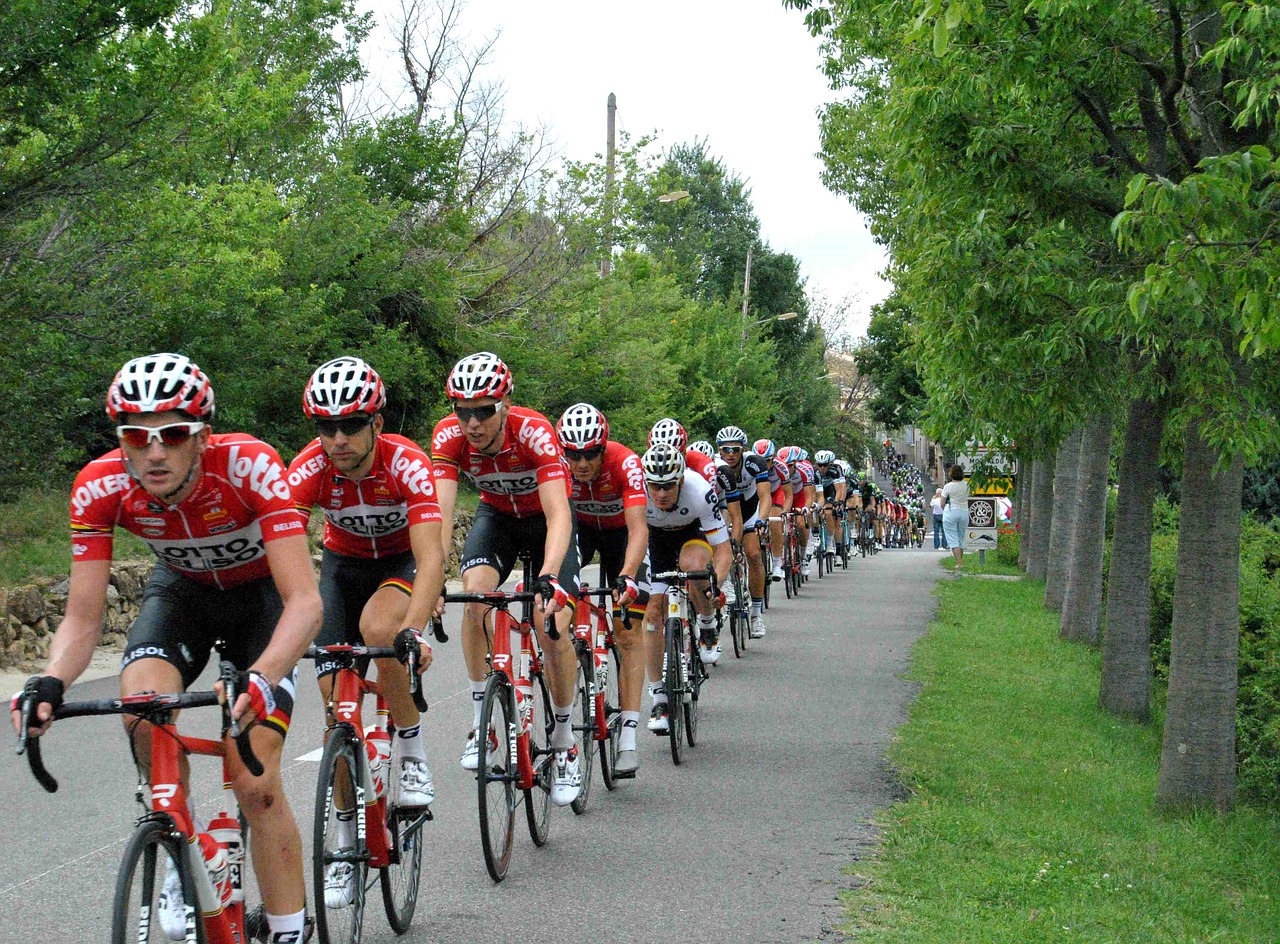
[106,353,215,421]
[648,418,688,450]
[303,357,385,417]
[446,352,513,400]
[557,403,609,450]
[752,439,776,459]
[777,445,801,465]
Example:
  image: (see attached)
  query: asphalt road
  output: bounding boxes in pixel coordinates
[0,546,944,943]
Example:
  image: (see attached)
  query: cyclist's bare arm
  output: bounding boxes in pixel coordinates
[835,482,847,504]
[781,483,795,514]
[252,534,322,685]
[711,538,732,587]
[755,481,772,521]
[434,476,458,564]
[727,497,744,543]
[536,478,573,614]
[401,519,446,651]
[10,558,110,733]
[622,503,648,578]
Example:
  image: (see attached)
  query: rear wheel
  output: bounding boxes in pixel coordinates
[476,674,516,882]
[663,617,685,765]
[112,817,204,944]
[570,642,596,814]
[524,669,553,846]
[314,727,368,944]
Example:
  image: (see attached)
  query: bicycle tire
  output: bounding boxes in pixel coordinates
[112,816,203,944]
[379,801,424,933]
[600,640,621,791]
[524,669,553,847]
[476,673,516,882]
[782,539,794,599]
[570,641,595,814]
[314,727,368,944]
[684,619,701,747]
[663,617,684,765]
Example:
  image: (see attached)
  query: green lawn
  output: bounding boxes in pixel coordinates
[847,571,1280,942]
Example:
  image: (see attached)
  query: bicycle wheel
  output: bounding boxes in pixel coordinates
[729,564,745,658]
[314,727,368,944]
[683,619,701,747]
[782,539,794,599]
[600,640,621,790]
[112,817,202,944]
[524,668,553,846]
[663,617,684,765]
[476,673,516,882]
[570,642,595,814]
[380,801,425,933]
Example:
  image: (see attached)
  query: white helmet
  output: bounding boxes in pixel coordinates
[106,353,215,421]
[648,418,688,450]
[557,403,609,450]
[814,449,836,464]
[303,357,386,417]
[715,425,748,447]
[446,352,513,400]
[641,442,686,484]
[689,440,714,457]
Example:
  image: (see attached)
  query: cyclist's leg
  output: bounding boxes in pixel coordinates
[457,502,513,740]
[644,527,683,730]
[521,513,581,750]
[356,553,419,728]
[595,530,647,732]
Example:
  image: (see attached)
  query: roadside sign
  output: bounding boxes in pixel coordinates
[966,528,998,552]
[970,478,1013,496]
[966,497,999,551]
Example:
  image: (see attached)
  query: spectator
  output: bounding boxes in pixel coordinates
[930,488,947,549]
[941,465,969,569]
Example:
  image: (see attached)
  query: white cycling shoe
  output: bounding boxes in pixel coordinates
[397,755,435,807]
[158,857,187,940]
[770,562,784,582]
[699,641,722,665]
[324,860,356,909]
[749,613,767,639]
[550,747,582,807]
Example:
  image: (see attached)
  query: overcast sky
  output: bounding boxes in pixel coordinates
[359,0,890,338]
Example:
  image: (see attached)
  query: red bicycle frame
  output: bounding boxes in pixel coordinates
[571,587,615,744]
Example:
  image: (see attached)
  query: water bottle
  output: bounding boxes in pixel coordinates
[207,808,244,904]
[198,832,233,907]
[364,723,392,800]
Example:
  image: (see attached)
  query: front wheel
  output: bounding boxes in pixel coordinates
[600,640,622,790]
[476,674,516,882]
[112,817,204,944]
[524,669,553,847]
[314,726,368,944]
[380,802,425,933]
[663,617,685,765]
[570,642,596,815]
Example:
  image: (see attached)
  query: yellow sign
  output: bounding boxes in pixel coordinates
[969,478,1013,496]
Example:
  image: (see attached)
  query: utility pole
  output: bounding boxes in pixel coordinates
[741,244,752,318]
[600,92,617,278]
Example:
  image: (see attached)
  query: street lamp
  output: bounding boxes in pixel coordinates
[657,189,691,203]
[751,311,798,327]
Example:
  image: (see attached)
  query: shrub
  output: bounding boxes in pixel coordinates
[996,525,1020,567]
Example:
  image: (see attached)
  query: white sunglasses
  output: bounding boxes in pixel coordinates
[117,422,206,449]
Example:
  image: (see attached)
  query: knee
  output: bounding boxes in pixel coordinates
[358,617,398,646]
[231,768,286,820]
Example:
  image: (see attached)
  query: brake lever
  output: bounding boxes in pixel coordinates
[394,630,430,713]
[219,661,263,778]
[428,616,449,644]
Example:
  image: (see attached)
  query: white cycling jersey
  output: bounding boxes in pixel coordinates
[645,468,729,546]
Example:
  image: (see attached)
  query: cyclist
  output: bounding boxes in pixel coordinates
[751,439,794,584]
[430,352,582,807]
[716,425,771,638]
[11,353,321,944]
[287,356,444,907]
[640,443,730,733]
[556,403,649,777]
[812,450,847,557]
[778,446,817,578]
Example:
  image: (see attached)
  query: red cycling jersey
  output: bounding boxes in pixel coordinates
[568,441,646,531]
[431,405,569,518]
[287,433,443,559]
[70,434,304,589]
[685,450,718,498]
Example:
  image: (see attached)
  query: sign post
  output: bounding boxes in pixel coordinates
[967,497,999,563]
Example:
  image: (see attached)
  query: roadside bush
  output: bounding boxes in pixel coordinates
[996,525,1020,567]
[1147,517,1280,803]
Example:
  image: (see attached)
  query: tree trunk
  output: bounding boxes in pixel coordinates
[1044,428,1082,611]
[1017,459,1032,571]
[1026,450,1055,581]
[1060,412,1113,645]
[1099,396,1169,722]
[1156,416,1243,813]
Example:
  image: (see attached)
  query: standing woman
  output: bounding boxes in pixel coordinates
[941,466,969,569]
[930,488,947,550]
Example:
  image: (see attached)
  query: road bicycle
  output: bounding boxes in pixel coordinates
[651,567,719,765]
[570,585,629,793]
[16,661,303,944]
[782,511,804,598]
[443,555,573,883]
[307,628,435,943]
[726,539,749,658]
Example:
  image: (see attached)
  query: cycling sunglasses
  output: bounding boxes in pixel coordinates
[315,415,373,438]
[565,446,605,461]
[719,445,743,454]
[454,403,501,423]
[647,480,680,492]
[117,422,206,450]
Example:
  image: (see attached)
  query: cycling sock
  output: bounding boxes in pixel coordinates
[751,599,763,616]
[335,808,356,847]
[397,724,424,757]
[470,680,486,728]
[619,712,640,751]
[649,683,667,705]
[551,702,574,750]
[266,908,307,942]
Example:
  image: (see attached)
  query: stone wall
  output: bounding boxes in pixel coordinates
[0,509,475,673]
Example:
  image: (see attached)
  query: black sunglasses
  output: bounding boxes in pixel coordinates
[565,446,605,461]
[316,415,373,438]
[454,403,500,423]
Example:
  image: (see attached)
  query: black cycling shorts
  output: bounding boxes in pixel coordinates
[577,525,650,612]
[314,549,416,679]
[648,523,710,595]
[461,501,580,592]
[121,565,298,738]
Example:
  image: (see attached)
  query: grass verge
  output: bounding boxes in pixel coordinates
[847,571,1280,942]
[0,488,150,586]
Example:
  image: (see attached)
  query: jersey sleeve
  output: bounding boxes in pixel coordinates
[429,416,464,483]
[519,414,569,486]
[389,437,443,525]
[69,456,128,561]
[691,472,729,545]
[619,448,647,509]
[716,463,741,501]
[746,454,771,483]
[285,440,326,518]
[228,439,305,542]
